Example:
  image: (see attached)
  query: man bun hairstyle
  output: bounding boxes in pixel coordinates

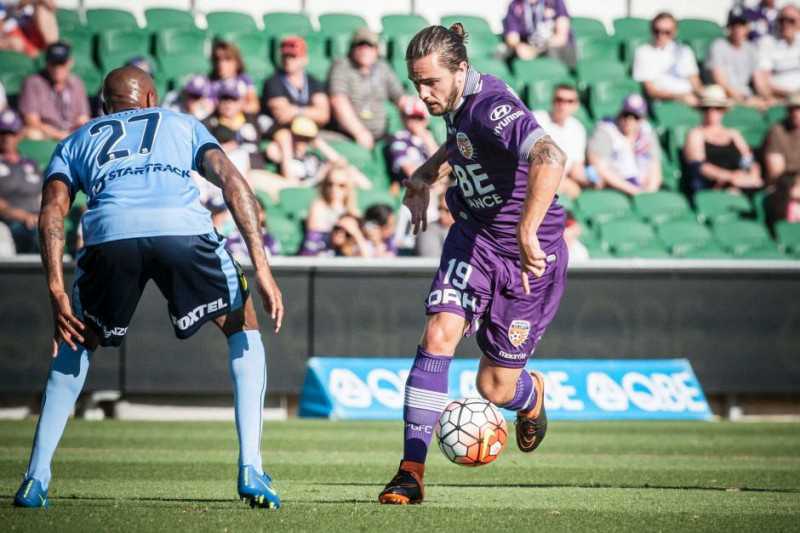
[406,23,469,72]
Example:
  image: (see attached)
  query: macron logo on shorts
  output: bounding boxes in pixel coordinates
[171,298,227,331]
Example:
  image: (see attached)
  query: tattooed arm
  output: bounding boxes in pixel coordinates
[201,148,284,332]
[40,180,85,353]
[518,134,567,294]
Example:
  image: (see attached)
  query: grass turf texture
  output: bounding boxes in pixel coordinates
[1,420,799,532]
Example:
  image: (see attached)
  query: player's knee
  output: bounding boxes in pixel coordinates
[476,380,514,406]
[421,317,461,354]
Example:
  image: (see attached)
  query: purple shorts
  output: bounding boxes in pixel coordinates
[425,225,568,368]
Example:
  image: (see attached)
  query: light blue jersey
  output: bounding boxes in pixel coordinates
[45,107,220,246]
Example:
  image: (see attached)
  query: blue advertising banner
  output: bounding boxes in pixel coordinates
[299,358,713,421]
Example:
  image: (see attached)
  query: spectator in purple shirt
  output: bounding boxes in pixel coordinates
[18,41,89,140]
[385,98,439,196]
[739,0,779,41]
[363,203,398,257]
[209,40,259,114]
[502,0,575,66]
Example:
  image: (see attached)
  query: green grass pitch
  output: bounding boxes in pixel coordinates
[1,419,799,532]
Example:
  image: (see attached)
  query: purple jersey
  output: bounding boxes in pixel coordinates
[387,130,431,184]
[503,0,570,43]
[442,68,565,257]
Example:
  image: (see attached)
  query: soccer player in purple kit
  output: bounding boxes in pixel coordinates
[378,24,568,505]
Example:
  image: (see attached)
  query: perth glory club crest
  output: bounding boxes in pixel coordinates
[508,320,531,348]
[456,132,474,159]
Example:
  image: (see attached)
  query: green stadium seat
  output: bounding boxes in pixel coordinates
[612,17,650,40]
[389,33,414,64]
[660,158,682,192]
[588,78,640,119]
[722,105,764,129]
[145,8,196,31]
[0,71,26,97]
[775,221,800,254]
[278,187,317,221]
[576,190,632,226]
[599,219,657,255]
[657,219,713,256]
[513,57,571,83]
[384,102,404,136]
[464,32,500,59]
[98,29,150,71]
[0,50,35,74]
[651,101,701,129]
[158,54,209,82]
[633,191,692,225]
[267,213,304,255]
[319,13,368,35]
[155,29,208,58]
[205,11,258,35]
[613,243,671,258]
[677,18,725,40]
[429,118,447,145]
[60,28,95,69]
[739,123,769,148]
[765,105,787,125]
[328,32,356,58]
[662,124,692,165]
[305,56,332,82]
[357,189,398,212]
[381,14,428,36]
[572,106,595,132]
[18,139,58,169]
[694,190,752,224]
[684,37,713,64]
[86,8,139,32]
[329,140,373,170]
[215,31,269,65]
[73,64,103,94]
[557,194,575,213]
[571,17,608,39]
[575,59,627,91]
[683,242,731,258]
[713,219,773,255]
[619,35,649,69]
[575,36,620,63]
[56,8,82,32]
[738,245,786,259]
[470,57,512,82]
[440,15,493,36]
[263,12,314,38]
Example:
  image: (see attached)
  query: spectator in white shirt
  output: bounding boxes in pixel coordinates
[633,12,703,106]
[533,84,589,198]
[754,5,800,101]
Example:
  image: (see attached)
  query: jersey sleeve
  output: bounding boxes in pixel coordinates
[191,117,222,173]
[473,94,546,162]
[43,140,80,199]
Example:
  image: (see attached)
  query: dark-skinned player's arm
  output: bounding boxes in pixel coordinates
[403,144,453,234]
[518,134,567,295]
[201,148,284,333]
[39,179,85,355]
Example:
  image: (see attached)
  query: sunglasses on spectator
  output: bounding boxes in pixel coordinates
[213,54,235,62]
[554,96,578,104]
[353,40,376,48]
[652,27,674,36]
[701,106,727,111]
[779,16,798,25]
[324,181,348,189]
[620,112,641,120]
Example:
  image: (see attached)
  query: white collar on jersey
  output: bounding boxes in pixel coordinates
[447,67,481,121]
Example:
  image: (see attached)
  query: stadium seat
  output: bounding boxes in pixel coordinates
[0,71,26,98]
[0,50,35,75]
[357,189,399,212]
[73,64,103,94]
[263,12,314,38]
[713,219,773,255]
[575,36,619,62]
[651,101,701,129]
[86,8,139,32]
[588,77,640,119]
[328,140,373,170]
[657,219,713,256]
[440,15,493,36]
[633,191,692,225]
[215,31,269,66]
[738,123,769,148]
[722,105,764,129]
[381,14,428,36]
[576,190,632,226]
[18,139,57,169]
[98,29,151,71]
[56,8,82,32]
[158,55,210,83]
[571,17,608,39]
[684,37,713,64]
[765,105,787,125]
[694,190,752,224]
[328,32,358,58]
[267,214,304,255]
[663,124,692,164]
[683,241,731,258]
[470,57,512,82]
[60,28,95,69]
[613,243,671,258]
[599,219,657,255]
[677,18,725,40]
[738,245,787,259]
[619,35,649,70]
[145,8,196,31]
[612,17,650,40]
[660,158,682,192]
[575,59,627,91]
[775,221,800,254]
[205,11,258,35]
[305,55,332,83]
[278,187,317,221]
[155,29,208,58]
[464,32,500,59]
[319,13,368,35]
[513,57,571,83]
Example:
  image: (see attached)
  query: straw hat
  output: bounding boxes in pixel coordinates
[788,93,800,108]
[698,85,732,108]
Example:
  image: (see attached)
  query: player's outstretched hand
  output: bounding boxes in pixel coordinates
[517,229,547,295]
[256,272,284,334]
[402,175,431,234]
[49,290,85,356]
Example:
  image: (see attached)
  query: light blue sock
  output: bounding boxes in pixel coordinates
[25,342,91,490]
[228,330,267,474]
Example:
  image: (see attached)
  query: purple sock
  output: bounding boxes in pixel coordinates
[498,371,538,412]
[403,346,451,464]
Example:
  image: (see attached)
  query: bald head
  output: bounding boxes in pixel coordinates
[102,66,157,114]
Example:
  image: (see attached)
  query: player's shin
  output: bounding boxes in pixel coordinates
[228,330,266,474]
[25,342,92,489]
[402,347,452,470]
[497,369,537,412]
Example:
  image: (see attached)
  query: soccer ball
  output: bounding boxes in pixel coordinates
[435,398,508,466]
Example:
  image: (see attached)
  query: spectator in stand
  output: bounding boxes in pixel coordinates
[414,192,454,258]
[763,92,800,183]
[301,167,360,255]
[329,27,408,149]
[165,75,215,121]
[754,5,800,101]
[766,172,800,228]
[708,10,768,109]
[329,213,370,257]
[587,94,662,196]
[0,0,58,57]
[225,197,281,260]
[0,109,41,253]
[386,98,438,196]
[563,210,590,263]
[209,40,259,114]
[0,80,6,110]
[363,203,397,257]
[19,41,89,140]
[502,0,576,66]
[684,85,763,192]
[533,84,589,198]
[633,12,703,106]
[262,36,330,132]
[740,0,779,41]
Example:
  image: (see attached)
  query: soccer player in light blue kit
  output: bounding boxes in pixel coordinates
[14,66,284,509]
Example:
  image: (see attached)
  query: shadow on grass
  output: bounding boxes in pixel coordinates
[311,482,800,494]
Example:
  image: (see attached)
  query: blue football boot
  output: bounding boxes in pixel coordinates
[238,465,281,509]
[14,478,48,508]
